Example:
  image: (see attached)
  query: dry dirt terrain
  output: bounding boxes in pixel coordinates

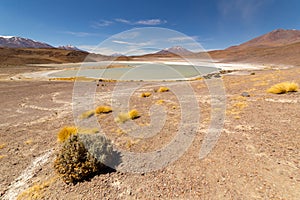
[0,65,300,199]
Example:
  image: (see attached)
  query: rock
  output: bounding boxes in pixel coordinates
[241,92,250,97]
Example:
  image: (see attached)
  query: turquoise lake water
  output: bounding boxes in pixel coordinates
[48,62,219,81]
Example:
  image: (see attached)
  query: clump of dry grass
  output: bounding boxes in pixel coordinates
[95,105,112,114]
[128,109,140,119]
[0,155,7,159]
[125,139,140,149]
[116,129,126,136]
[78,127,99,134]
[80,110,95,119]
[115,112,130,123]
[156,99,165,105]
[157,87,169,92]
[24,139,33,145]
[49,77,96,82]
[227,95,248,119]
[141,92,151,97]
[267,82,298,94]
[17,178,57,200]
[232,101,248,110]
[0,143,6,149]
[57,126,78,143]
[115,109,140,123]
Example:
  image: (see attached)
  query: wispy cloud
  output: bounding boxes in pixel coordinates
[112,40,152,46]
[62,31,100,37]
[136,19,167,25]
[168,36,199,42]
[78,45,117,55]
[112,31,140,39]
[115,18,167,25]
[91,18,167,29]
[218,0,270,20]
[91,20,114,28]
[78,44,155,56]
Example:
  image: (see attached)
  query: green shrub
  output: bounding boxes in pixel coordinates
[54,134,114,184]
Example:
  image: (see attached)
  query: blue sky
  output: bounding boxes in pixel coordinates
[1,0,300,54]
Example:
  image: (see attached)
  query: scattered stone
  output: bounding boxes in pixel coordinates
[241,92,250,97]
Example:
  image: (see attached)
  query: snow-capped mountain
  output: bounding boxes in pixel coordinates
[0,35,53,48]
[156,46,194,55]
[57,45,82,51]
[110,53,125,57]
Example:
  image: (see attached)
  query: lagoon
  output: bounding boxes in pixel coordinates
[47,61,219,81]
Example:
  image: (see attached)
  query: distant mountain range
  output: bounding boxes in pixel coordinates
[1,29,300,66]
[0,36,53,48]
[0,36,83,51]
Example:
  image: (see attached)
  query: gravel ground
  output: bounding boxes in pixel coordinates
[0,65,300,199]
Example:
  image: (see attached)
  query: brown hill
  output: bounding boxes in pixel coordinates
[209,29,300,66]
[0,47,130,65]
[228,29,300,50]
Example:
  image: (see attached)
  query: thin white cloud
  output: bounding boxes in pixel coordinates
[78,44,155,56]
[218,0,270,20]
[62,31,100,37]
[78,45,117,55]
[91,20,114,28]
[112,31,140,39]
[115,18,132,24]
[136,19,167,25]
[168,36,199,42]
[112,40,152,47]
[114,18,167,25]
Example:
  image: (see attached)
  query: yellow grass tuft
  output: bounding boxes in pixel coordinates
[78,127,99,134]
[125,139,140,149]
[233,102,248,110]
[57,126,78,143]
[156,99,165,105]
[17,178,57,200]
[157,87,169,93]
[267,82,298,94]
[80,110,95,119]
[0,143,6,149]
[0,155,7,159]
[116,129,126,136]
[95,105,112,114]
[115,109,140,123]
[128,109,140,119]
[115,112,130,123]
[24,139,33,145]
[141,92,152,97]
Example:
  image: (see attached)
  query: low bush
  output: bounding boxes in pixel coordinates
[267,82,298,94]
[54,134,113,184]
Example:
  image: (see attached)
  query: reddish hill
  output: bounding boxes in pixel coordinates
[209,29,300,66]
[228,29,300,50]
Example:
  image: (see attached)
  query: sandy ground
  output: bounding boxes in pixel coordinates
[0,65,300,199]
